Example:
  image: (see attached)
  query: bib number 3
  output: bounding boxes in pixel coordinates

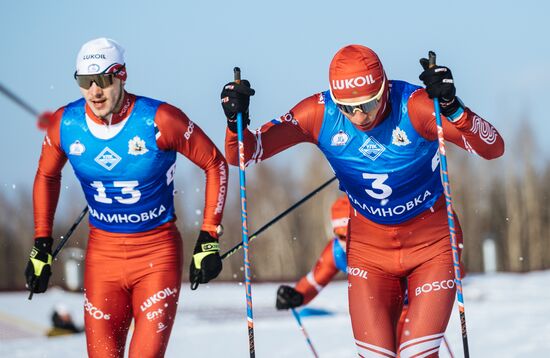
[362,173,392,200]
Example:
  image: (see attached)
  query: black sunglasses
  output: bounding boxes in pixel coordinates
[74,66,125,89]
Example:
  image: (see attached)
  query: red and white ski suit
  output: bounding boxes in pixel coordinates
[294,196,410,347]
[226,88,504,357]
[34,92,228,357]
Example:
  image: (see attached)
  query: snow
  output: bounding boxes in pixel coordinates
[1,271,549,357]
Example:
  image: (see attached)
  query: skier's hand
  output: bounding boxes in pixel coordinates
[419,52,464,119]
[276,285,304,310]
[25,237,53,294]
[220,80,255,133]
[189,231,222,290]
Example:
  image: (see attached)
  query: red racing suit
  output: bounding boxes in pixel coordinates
[294,195,349,304]
[34,92,228,357]
[295,237,346,305]
[294,236,414,348]
[226,87,504,357]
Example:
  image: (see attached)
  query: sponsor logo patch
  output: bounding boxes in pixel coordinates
[94,147,121,171]
[359,136,385,161]
[140,287,178,312]
[471,115,498,144]
[215,161,227,215]
[69,140,86,155]
[184,120,195,140]
[83,54,106,60]
[156,322,168,333]
[331,74,376,90]
[280,112,298,125]
[84,294,110,320]
[87,64,100,73]
[415,279,456,296]
[347,267,368,280]
[146,308,164,322]
[88,204,167,224]
[331,131,349,146]
[128,136,149,155]
[391,127,411,146]
[348,190,433,218]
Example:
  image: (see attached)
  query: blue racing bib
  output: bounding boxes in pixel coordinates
[317,81,443,224]
[60,96,177,233]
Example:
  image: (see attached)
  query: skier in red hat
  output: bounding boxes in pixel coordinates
[221,44,504,357]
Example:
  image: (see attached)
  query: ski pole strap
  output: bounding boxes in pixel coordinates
[220,176,337,260]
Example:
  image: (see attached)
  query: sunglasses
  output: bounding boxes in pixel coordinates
[333,78,385,115]
[74,66,125,90]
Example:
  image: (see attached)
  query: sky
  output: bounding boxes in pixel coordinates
[1,0,549,194]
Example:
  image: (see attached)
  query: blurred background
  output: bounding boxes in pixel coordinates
[0,0,549,355]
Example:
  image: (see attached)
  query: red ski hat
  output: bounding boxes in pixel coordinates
[331,196,350,237]
[329,45,385,101]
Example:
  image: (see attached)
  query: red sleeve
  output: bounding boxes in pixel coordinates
[408,89,505,159]
[33,108,67,238]
[155,103,228,235]
[224,93,325,166]
[295,239,340,305]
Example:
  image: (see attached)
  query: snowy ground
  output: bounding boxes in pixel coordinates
[1,271,549,357]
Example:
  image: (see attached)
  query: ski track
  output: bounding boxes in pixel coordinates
[0,272,549,357]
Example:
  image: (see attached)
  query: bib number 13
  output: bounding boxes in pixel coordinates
[91,180,141,204]
[362,173,392,200]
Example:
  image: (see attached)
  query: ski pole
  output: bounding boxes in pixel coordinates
[3,82,90,301]
[234,67,256,357]
[291,308,319,358]
[428,51,470,358]
[221,176,337,260]
[28,206,89,300]
[0,82,54,130]
[0,82,39,116]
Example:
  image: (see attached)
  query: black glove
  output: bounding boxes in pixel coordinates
[419,54,463,118]
[25,237,53,294]
[276,285,304,310]
[190,231,222,290]
[220,80,255,133]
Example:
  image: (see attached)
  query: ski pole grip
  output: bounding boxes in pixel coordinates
[234,67,241,84]
[428,51,437,68]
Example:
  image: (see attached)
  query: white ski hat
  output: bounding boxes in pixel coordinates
[76,37,125,75]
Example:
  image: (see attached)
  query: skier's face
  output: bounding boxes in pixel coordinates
[79,78,124,119]
[339,94,383,127]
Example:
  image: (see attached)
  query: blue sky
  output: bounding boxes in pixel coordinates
[1,0,549,193]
